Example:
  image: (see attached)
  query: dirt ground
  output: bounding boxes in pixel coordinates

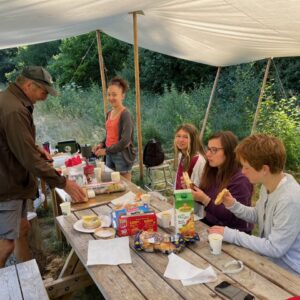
[33,192,104,300]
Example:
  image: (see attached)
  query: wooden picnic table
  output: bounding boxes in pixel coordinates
[0,259,49,300]
[54,178,300,300]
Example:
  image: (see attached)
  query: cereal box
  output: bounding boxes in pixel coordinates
[117,212,157,236]
[174,189,195,238]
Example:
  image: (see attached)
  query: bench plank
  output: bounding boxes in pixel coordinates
[16,259,49,300]
[0,265,23,300]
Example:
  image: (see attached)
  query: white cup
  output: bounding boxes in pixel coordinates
[60,202,71,216]
[111,171,121,182]
[141,194,151,206]
[208,233,223,255]
[96,161,105,172]
[161,213,171,228]
[94,167,102,182]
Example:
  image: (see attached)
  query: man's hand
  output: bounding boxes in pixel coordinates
[37,146,52,161]
[208,226,225,235]
[64,180,86,203]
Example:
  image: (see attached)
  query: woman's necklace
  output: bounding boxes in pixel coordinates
[110,106,124,119]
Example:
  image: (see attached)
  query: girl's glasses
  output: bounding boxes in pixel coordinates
[205,146,223,155]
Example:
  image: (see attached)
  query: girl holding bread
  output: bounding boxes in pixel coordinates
[174,124,206,190]
[174,124,206,218]
[192,131,253,233]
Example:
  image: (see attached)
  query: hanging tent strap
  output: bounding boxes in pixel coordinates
[251,58,272,134]
[200,67,221,142]
[272,58,288,100]
[96,30,108,117]
[130,11,144,180]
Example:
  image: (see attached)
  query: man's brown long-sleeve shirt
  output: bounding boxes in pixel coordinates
[0,83,66,201]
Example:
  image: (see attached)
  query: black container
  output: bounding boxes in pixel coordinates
[55,140,80,154]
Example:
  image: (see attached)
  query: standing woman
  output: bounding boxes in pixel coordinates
[192,131,253,233]
[93,77,136,181]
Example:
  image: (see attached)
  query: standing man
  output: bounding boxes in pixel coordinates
[0,66,85,268]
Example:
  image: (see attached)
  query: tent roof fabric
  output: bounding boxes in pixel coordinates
[1,0,300,66]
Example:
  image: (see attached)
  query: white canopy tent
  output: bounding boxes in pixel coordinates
[1,0,299,179]
[1,0,300,67]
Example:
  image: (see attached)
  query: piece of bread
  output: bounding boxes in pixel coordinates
[82,215,101,229]
[214,188,229,205]
[182,172,194,189]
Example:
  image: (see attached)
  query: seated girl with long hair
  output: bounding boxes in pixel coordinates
[174,124,206,217]
[192,131,253,233]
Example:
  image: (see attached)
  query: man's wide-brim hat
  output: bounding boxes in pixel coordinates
[22,66,58,96]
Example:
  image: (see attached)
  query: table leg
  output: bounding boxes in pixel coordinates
[41,179,48,209]
[51,189,62,241]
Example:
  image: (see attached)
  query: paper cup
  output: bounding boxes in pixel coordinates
[94,167,102,182]
[141,194,151,206]
[161,213,171,228]
[60,202,71,216]
[208,233,223,255]
[96,161,105,172]
[111,171,121,182]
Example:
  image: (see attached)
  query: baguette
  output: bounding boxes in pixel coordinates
[214,188,229,205]
[182,172,194,189]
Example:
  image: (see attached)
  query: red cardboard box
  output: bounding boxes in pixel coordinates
[117,212,157,236]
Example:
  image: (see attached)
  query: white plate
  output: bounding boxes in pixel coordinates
[73,215,112,233]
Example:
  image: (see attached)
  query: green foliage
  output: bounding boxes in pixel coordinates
[47,32,130,87]
[208,63,260,139]
[0,48,17,83]
[34,83,106,146]
[257,96,300,170]
[120,48,215,94]
[4,41,60,82]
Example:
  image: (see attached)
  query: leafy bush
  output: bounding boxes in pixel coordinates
[257,96,300,170]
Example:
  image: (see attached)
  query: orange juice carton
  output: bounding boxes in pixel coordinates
[174,189,196,239]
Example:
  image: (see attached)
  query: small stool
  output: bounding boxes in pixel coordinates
[144,163,173,192]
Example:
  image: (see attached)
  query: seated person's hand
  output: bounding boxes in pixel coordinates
[214,189,235,208]
[191,186,211,206]
[222,190,236,208]
[180,176,187,189]
[208,226,224,236]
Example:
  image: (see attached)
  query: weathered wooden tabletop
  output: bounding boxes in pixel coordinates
[55,180,300,300]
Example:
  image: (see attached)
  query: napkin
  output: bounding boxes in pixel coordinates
[164,253,217,286]
[111,191,136,206]
[87,236,132,266]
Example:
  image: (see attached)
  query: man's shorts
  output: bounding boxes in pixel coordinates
[106,152,133,174]
[0,200,27,240]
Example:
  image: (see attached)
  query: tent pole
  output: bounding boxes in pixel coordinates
[200,66,221,142]
[251,58,272,134]
[132,11,144,180]
[96,30,108,116]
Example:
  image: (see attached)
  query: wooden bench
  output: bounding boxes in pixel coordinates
[0,259,49,300]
